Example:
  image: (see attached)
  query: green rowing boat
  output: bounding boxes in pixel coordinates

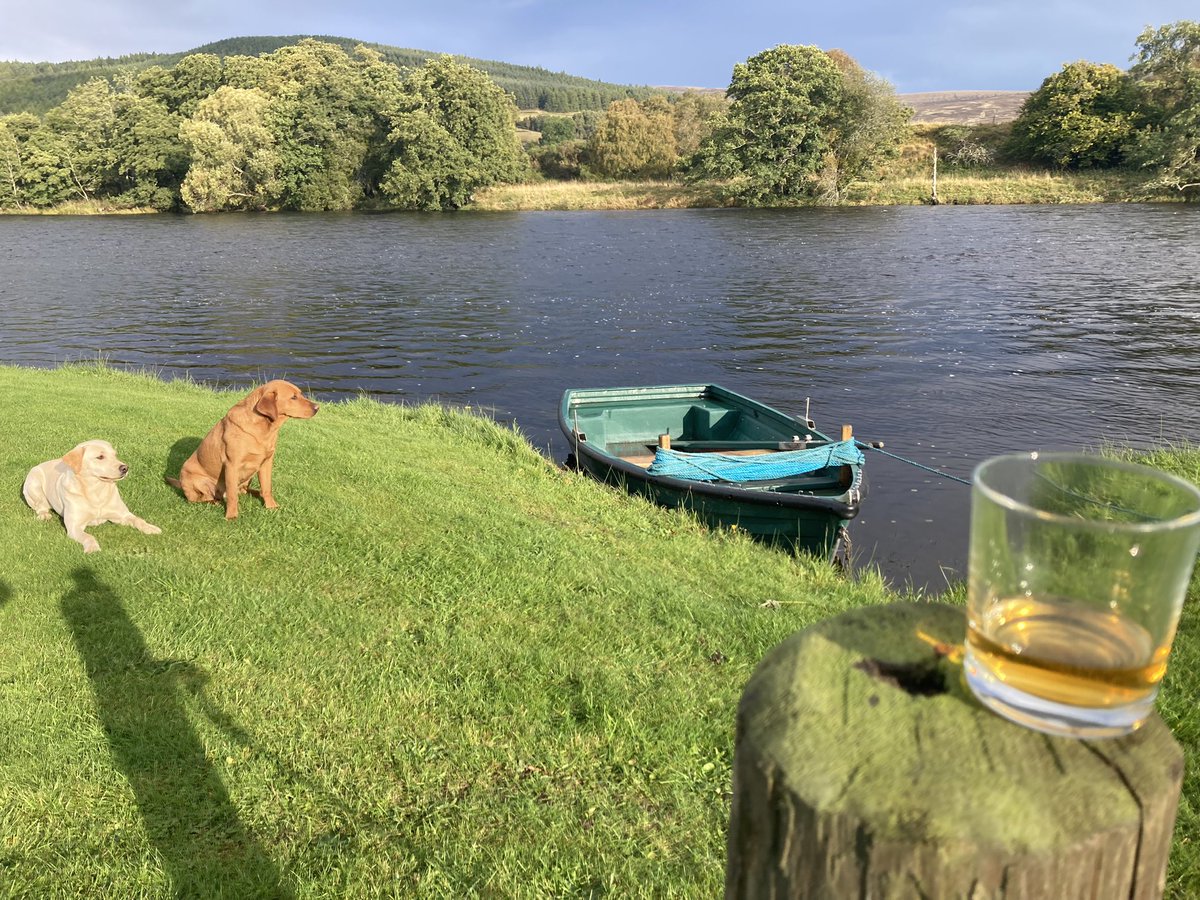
[559,384,864,559]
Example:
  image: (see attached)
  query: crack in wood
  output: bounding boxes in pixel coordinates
[853,656,948,697]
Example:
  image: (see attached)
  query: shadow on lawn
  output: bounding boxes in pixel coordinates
[62,568,292,898]
[0,580,10,608]
[162,437,202,487]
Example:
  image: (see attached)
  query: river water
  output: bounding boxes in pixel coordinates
[3,204,1198,591]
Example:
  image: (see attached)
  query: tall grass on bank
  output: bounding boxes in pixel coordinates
[0,362,1197,896]
[0,199,158,216]
[469,179,730,211]
[844,170,1158,206]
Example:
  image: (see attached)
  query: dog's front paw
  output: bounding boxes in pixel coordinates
[140,523,162,535]
[82,538,101,553]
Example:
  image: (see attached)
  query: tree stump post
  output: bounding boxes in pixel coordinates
[726,603,1184,899]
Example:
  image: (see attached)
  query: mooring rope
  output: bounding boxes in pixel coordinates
[856,441,972,486]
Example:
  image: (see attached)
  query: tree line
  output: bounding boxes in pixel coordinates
[0,36,655,118]
[1002,21,1200,197]
[2,23,1195,213]
[0,40,917,211]
[0,40,528,211]
[529,45,911,206]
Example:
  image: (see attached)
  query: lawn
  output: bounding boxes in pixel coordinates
[0,362,896,897]
[0,362,1195,897]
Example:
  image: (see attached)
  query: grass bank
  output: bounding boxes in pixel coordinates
[470,179,730,211]
[0,362,1197,896]
[471,169,1167,211]
[0,199,158,216]
[0,362,896,896]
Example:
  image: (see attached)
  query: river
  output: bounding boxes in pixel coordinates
[3,204,1198,591]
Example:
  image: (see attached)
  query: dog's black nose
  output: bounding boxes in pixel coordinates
[119,464,129,476]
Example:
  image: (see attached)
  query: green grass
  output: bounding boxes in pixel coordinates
[0,362,896,897]
[0,362,1197,897]
[470,179,731,211]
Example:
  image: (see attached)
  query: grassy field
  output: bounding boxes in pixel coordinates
[1,362,1197,896]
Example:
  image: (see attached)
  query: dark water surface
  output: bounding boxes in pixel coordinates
[4,205,1199,591]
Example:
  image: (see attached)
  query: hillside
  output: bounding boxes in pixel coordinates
[0,35,656,115]
[901,90,1030,124]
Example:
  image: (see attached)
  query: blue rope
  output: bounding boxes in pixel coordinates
[648,439,864,483]
[857,441,971,485]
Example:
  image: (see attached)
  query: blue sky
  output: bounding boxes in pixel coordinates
[2,1,1196,93]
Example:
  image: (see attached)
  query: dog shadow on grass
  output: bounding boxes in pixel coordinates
[61,568,292,898]
[163,437,202,488]
[0,580,10,609]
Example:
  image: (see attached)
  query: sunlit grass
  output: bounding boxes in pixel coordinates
[0,361,893,896]
[845,170,1160,205]
[1,361,1197,895]
[0,198,157,215]
[470,179,730,211]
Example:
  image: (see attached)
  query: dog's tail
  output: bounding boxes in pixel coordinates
[164,475,182,490]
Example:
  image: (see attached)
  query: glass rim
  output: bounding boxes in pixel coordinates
[972,451,1200,532]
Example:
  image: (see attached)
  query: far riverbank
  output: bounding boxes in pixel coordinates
[0,169,1178,216]
[470,169,1171,211]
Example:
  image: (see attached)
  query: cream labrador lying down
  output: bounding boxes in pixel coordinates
[23,439,161,553]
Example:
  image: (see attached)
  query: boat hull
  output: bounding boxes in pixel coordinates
[560,384,862,559]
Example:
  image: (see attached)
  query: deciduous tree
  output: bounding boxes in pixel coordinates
[179,86,279,212]
[670,91,728,161]
[40,78,123,201]
[380,56,527,209]
[691,45,843,203]
[110,93,187,208]
[588,97,676,178]
[1007,61,1140,168]
[819,52,911,200]
[1129,20,1200,197]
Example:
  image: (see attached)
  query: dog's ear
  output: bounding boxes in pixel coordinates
[62,446,85,474]
[254,389,279,421]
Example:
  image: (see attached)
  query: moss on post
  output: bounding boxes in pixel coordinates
[726,602,1183,899]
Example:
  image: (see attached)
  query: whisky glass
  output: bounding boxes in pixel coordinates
[964,452,1200,738]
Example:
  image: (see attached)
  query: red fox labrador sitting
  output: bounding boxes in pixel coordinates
[166,380,318,519]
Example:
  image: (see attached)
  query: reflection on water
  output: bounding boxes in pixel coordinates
[3,205,1199,591]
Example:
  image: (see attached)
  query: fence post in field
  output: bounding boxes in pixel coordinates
[725,602,1183,899]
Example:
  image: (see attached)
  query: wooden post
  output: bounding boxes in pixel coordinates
[931,146,939,205]
[726,603,1183,899]
[658,433,671,450]
[839,424,853,487]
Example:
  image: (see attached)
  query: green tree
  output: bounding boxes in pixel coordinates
[1130,20,1200,197]
[379,56,527,209]
[42,78,119,201]
[528,139,587,179]
[691,44,843,203]
[251,40,400,211]
[1007,61,1140,168]
[133,54,223,117]
[670,91,728,160]
[0,113,37,207]
[819,51,911,200]
[588,97,676,178]
[179,86,279,212]
[378,108,476,209]
[539,116,576,145]
[110,93,187,208]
